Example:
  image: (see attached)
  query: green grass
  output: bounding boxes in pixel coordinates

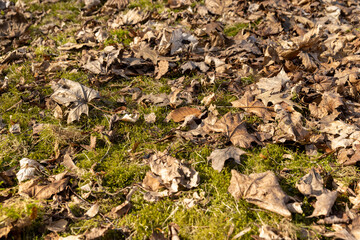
[224,23,250,37]
[0,0,355,239]
[104,29,133,47]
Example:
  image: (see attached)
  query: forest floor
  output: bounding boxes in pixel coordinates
[1,0,360,239]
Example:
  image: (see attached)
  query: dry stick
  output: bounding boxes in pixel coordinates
[68,187,114,226]
[6,99,23,112]
[217,105,274,110]
[88,102,115,114]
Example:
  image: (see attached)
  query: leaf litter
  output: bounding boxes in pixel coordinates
[1,0,360,238]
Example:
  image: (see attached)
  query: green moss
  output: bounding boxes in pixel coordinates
[224,23,249,37]
[128,0,166,11]
[104,29,133,47]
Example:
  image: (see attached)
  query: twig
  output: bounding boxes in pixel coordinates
[88,102,115,114]
[6,99,23,112]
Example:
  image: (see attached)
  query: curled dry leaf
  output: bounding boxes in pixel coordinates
[84,224,112,240]
[144,151,199,195]
[228,170,291,217]
[165,107,202,123]
[231,92,273,122]
[85,202,99,218]
[256,69,290,94]
[107,200,131,219]
[296,169,337,217]
[208,146,246,172]
[46,219,68,233]
[16,158,45,182]
[19,175,69,200]
[50,79,100,124]
[144,112,156,124]
[211,112,261,148]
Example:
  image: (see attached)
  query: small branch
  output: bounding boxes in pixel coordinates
[88,102,115,114]
[6,100,23,112]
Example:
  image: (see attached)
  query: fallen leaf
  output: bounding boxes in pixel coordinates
[165,107,202,123]
[85,202,99,218]
[296,169,338,217]
[84,224,112,240]
[256,69,290,94]
[46,219,68,233]
[147,151,199,194]
[211,112,261,148]
[107,200,131,219]
[50,79,100,124]
[16,158,45,182]
[228,170,291,217]
[208,146,246,172]
[19,176,69,200]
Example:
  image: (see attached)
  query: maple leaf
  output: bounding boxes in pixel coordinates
[50,79,100,124]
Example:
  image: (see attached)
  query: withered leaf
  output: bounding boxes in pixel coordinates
[16,158,45,182]
[107,200,131,219]
[256,69,290,94]
[142,171,164,191]
[165,107,202,123]
[85,202,99,218]
[84,224,112,240]
[228,170,291,217]
[208,147,246,172]
[148,151,199,194]
[46,219,68,233]
[211,112,261,148]
[19,177,69,200]
[296,169,337,217]
[50,79,100,124]
[231,92,273,122]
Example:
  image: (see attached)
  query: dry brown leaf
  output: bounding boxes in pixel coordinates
[84,224,112,240]
[228,170,291,217]
[296,169,337,217]
[205,0,232,15]
[231,92,273,122]
[155,60,169,79]
[85,202,99,218]
[142,171,164,191]
[274,104,310,143]
[50,79,100,124]
[19,177,69,200]
[107,200,131,219]
[211,112,261,148]
[46,219,68,233]
[148,151,199,194]
[144,112,156,124]
[256,69,290,94]
[165,107,201,123]
[207,146,246,172]
[309,91,344,119]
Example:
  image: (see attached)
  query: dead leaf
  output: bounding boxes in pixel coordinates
[46,219,68,233]
[211,112,261,148]
[50,79,100,123]
[296,169,338,217]
[144,113,156,124]
[231,92,273,122]
[155,60,169,79]
[208,146,246,172]
[84,224,111,240]
[107,200,131,219]
[85,202,99,218]
[165,107,202,123]
[256,69,290,94]
[147,151,199,194]
[228,170,291,217]
[16,158,45,182]
[19,176,69,200]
